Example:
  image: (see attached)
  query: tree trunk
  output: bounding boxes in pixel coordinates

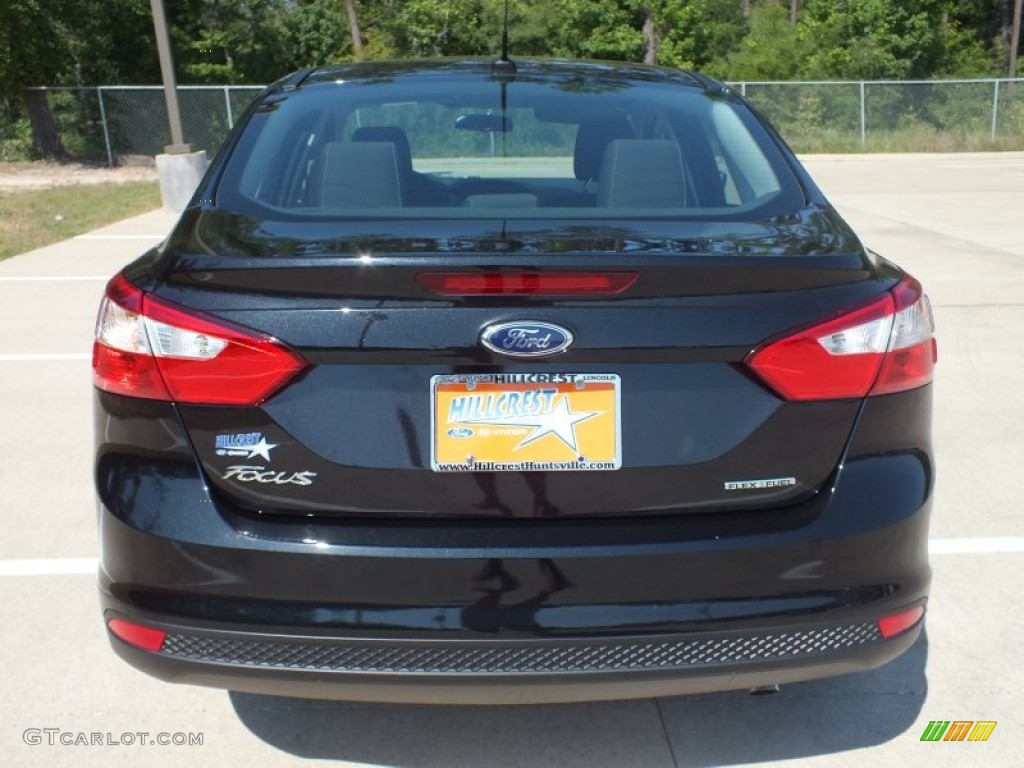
[742,0,750,18]
[790,0,799,25]
[344,0,363,53]
[642,11,659,65]
[24,89,69,160]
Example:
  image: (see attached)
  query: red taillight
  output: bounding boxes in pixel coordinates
[746,276,936,401]
[877,605,925,639]
[416,272,638,296]
[871,278,937,396]
[93,273,307,405]
[107,618,167,651]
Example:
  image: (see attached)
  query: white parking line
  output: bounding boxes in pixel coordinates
[0,538,1021,576]
[0,558,97,576]
[0,353,91,362]
[0,276,108,282]
[928,537,1024,554]
[937,163,1024,170]
[73,235,165,241]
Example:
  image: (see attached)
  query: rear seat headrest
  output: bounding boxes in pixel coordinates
[573,116,633,182]
[321,141,401,208]
[597,139,686,208]
[352,126,414,173]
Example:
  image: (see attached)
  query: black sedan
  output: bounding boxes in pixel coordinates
[93,57,935,704]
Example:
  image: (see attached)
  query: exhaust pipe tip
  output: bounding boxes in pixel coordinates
[748,684,780,696]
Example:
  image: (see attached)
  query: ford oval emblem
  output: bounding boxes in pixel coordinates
[480,321,574,358]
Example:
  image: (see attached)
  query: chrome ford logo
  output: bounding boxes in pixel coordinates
[480,321,574,358]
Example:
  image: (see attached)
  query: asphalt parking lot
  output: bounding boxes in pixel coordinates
[1,153,1021,767]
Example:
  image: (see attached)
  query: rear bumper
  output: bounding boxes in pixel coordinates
[97,455,931,702]
[95,388,933,703]
[103,614,922,704]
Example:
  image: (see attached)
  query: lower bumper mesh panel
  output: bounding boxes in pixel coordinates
[160,622,882,674]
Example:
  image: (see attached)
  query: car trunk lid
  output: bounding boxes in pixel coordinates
[143,208,894,519]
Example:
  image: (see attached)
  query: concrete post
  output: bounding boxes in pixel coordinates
[149,0,202,210]
[154,150,208,212]
[149,0,190,154]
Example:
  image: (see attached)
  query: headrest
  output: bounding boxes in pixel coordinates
[573,116,633,181]
[321,141,401,207]
[352,126,413,172]
[596,140,686,208]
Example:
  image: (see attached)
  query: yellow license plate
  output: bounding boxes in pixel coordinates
[431,373,620,472]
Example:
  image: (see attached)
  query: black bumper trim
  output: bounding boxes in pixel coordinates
[109,618,922,704]
[160,621,882,674]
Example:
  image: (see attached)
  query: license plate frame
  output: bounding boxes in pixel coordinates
[430,373,621,472]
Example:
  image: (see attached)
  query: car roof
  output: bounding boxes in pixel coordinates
[297,57,710,92]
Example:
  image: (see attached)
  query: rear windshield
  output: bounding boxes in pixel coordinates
[217,70,804,221]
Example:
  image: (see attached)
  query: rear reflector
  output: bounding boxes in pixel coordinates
[746,275,935,401]
[93,273,307,405]
[108,618,167,652]
[877,606,925,639]
[417,272,638,296]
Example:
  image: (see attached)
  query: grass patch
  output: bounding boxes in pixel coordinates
[0,182,161,261]
[784,127,1024,154]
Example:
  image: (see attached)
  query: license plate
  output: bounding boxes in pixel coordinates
[431,373,620,472]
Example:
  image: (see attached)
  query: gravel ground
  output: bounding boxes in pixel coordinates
[0,161,157,191]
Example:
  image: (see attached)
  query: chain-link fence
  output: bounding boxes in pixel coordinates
[14,78,1024,165]
[19,85,263,165]
[732,79,1024,153]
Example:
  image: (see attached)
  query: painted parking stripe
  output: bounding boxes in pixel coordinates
[0,353,91,362]
[928,537,1024,554]
[73,234,166,240]
[0,276,108,282]
[1,538,1022,577]
[937,163,1024,170]
[0,558,97,576]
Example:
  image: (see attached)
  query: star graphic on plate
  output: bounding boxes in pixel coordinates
[460,395,600,452]
[245,437,278,462]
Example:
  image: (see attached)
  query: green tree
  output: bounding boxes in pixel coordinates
[2,0,1019,161]
[547,0,645,61]
[170,0,292,84]
[800,0,961,79]
[0,0,155,95]
[653,0,748,71]
[715,2,808,80]
[380,0,486,59]
[0,0,155,156]
[286,0,349,67]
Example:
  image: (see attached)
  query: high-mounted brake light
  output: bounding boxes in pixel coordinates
[746,276,936,401]
[416,272,638,296]
[93,273,307,405]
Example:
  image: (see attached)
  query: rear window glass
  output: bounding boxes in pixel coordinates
[218,70,804,221]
